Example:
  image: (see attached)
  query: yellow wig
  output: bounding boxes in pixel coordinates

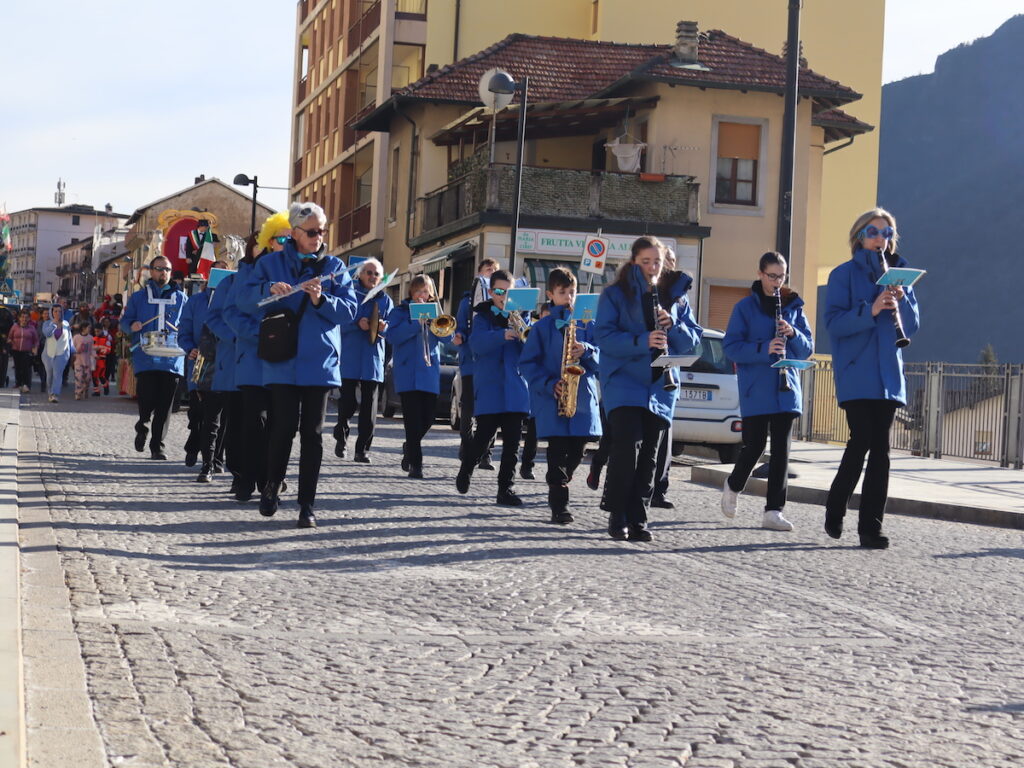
[256,212,292,253]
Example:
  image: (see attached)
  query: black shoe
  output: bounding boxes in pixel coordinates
[650,495,674,510]
[280,479,288,494]
[550,510,574,525]
[235,484,255,502]
[408,466,424,479]
[496,489,522,507]
[353,451,370,464]
[196,466,213,483]
[184,451,198,467]
[149,450,167,460]
[520,464,535,480]
[134,424,148,452]
[859,534,889,550]
[103,385,109,395]
[335,441,347,459]
[456,469,471,494]
[824,519,843,539]
[259,483,280,517]
[478,457,495,471]
[586,470,600,491]
[212,464,224,475]
[297,504,317,529]
[608,526,627,541]
[627,526,653,542]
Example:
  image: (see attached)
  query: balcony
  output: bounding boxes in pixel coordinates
[346,1,381,56]
[335,203,372,245]
[413,164,700,246]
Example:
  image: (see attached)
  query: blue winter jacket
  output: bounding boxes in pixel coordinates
[723,283,814,418]
[236,240,358,387]
[454,291,475,375]
[340,284,393,383]
[224,261,264,388]
[387,299,452,394]
[120,280,188,376]
[177,287,212,392]
[825,248,921,406]
[520,304,601,439]
[469,300,531,416]
[594,265,703,426]
[205,273,239,393]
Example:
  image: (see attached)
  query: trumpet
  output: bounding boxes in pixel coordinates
[508,310,531,343]
[190,352,206,384]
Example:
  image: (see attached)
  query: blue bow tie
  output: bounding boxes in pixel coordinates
[491,305,509,318]
[555,318,573,329]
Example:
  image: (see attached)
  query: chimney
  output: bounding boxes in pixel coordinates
[674,21,699,64]
[194,174,206,185]
[105,203,113,213]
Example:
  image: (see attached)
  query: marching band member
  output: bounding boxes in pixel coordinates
[721,251,813,531]
[823,208,920,549]
[453,258,498,468]
[519,268,600,524]
[386,274,451,478]
[594,237,702,541]
[454,269,531,506]
[238,202,357,529]
[121,255,188,459]
[334,257,392,463]
[205,264,243,490]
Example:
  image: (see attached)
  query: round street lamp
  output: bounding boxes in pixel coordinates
[233,173,259,235]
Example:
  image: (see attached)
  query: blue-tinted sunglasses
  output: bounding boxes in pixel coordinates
[860,225,894,240]
[491,287,507,296]
[273,236,289,244]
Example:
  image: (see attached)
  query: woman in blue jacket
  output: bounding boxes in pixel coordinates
[823,208,920,549]
[594,237,702,542]
[722,252,813,532]
[205,267,241,486]
[520,268,600,524]
[454,269,532,506]
[237,202,358,529]
[334,257,392,463]
[40,305,72,403]
[386,274,451,479]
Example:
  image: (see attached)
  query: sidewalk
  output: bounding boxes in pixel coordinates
[691,440,1024,529]
[0,391,23,768]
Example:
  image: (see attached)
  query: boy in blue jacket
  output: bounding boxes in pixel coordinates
[520,268,601,524]
[453,258,498,468]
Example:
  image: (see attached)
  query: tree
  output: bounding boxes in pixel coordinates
[978,343,998,366]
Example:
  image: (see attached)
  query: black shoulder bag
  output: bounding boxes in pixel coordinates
[257,295,310,362]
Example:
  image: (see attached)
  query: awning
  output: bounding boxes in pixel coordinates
[411,236,479,274]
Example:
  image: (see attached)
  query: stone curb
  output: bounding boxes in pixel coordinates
[691,464,1024,530]
[0,391,24,768]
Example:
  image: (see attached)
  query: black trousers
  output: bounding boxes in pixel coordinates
[653,425,672,499]
[826,399,899,537]
[728,412,798,511]
[239,385,270,493]
[545,436,588,513]
[32,353,46,391]
[462,412,526,492]
[199,391,228,470]
[458,375,494,462]
[184,390,203,457]
[267,385,330,506]
[399,390,437,470]
[605,407,666,532]
[0,349,8,386]
[334,378,379,454]
[522,417,538,468]
[136,371,180,453]
[12,351,33,387]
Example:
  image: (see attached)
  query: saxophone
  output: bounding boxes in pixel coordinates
[557,315,585,418]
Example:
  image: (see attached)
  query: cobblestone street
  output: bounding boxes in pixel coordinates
[18,396,1024,767]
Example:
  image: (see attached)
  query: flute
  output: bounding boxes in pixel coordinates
[876,248,911,349]
[256,266,354,307]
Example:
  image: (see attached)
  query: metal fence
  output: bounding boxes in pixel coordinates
[797,360,1024,469]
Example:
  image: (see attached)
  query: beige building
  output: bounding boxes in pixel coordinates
[355,25,869,324]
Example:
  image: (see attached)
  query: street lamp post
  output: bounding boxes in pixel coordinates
[487,71,529,279]
[233,174,291,235]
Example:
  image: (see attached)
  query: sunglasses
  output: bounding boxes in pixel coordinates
[491,287,507,296]
[273,236,289,244]
[298,227,327,238]
[860,225,894,240]
[150,266,172,272]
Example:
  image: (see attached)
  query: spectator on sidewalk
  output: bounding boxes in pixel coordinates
[9,310,38,393]
[41,305,72,403]
[72,320,96,400]
[0,306,13,388]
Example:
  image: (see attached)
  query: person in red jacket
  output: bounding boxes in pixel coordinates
[92,324,113,395]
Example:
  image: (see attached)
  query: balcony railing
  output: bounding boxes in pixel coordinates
[336,203,372,245]
[346,1,381,56]
[415,164,700,240]
[296,75,307,103]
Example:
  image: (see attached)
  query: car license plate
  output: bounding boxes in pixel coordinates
[680,388,711,401]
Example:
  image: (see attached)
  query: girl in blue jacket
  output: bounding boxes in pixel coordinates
[520,268,600,524]
[334,257,393,463]
[386,274,452,478]
[722,252,813,532]
[237,202,358,529]
[823,208,920,549]
[594,236,702,542]
[454,269,532,506]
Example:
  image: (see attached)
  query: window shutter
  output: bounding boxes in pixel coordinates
[717,122,760,160]
[707,285,750,331]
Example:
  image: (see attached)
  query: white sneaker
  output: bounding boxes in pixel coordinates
[762,509,794,531]
[721,478,739,519]
[20,385,28,393]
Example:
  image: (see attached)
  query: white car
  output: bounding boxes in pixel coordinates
[671,329,743,463]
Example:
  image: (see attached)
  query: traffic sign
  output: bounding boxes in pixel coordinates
[580,236,609,275]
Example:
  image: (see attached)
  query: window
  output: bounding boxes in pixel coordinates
[591,0,600,34]
[391,44,425,90]
[714,121,761,206]
[388,145,400,221]
[71,215,80,225]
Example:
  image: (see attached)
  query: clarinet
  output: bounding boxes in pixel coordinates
[876,248,911,349]
[644,281,678,391]
[773,287,792,392]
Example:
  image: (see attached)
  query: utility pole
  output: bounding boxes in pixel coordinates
[775,0,802,280]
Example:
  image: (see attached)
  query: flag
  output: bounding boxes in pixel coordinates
[0,205,11,252]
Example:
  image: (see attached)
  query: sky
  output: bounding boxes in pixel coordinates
[1,0,1021,216]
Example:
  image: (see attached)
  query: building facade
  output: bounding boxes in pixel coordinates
[7,204,127,300]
